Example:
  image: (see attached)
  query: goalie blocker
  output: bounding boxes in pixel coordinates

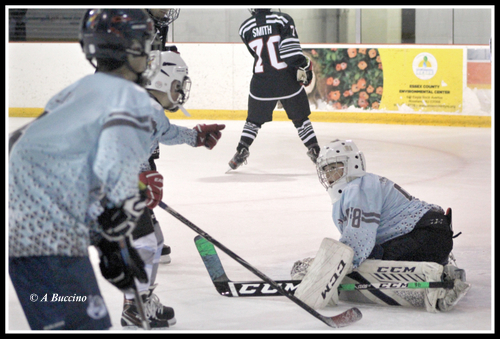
[294,238,354,309]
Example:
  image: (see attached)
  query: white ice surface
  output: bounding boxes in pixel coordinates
[6,117,493,332]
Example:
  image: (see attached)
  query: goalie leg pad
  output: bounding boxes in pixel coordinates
[294,238,354,309]
[339,259,445,312]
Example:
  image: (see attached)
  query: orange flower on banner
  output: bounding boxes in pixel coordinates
[326,77,340,87]
[357,78,366,89]
[358,97,369,108]
[328,90,341,101]
[348,48,357,58]
[368,49,377,58]
[358,61,367,70]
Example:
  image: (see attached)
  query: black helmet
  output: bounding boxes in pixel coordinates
[79,9,154,64]
[249,9,272,15]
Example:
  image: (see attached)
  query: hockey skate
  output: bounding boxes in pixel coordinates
[121,285,176,329]
[436,264,471,312]
[227,148,249,172]
[159,244,171,264]
[307,145,320,164]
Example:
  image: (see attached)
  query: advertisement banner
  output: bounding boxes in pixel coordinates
[304,47,464,113]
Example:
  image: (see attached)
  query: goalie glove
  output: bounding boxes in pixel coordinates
[96,236,148,293]
[193,123,226,150]
[139,170,163,209]
[297,57,313,86]
[97,193,146,241]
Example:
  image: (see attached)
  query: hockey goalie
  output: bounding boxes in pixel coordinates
[291,140,471,313]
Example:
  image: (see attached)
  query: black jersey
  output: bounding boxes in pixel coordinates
[239,10,308,99]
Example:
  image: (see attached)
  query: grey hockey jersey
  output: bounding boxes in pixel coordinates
[9,72,157,257]
[332,173,443,268]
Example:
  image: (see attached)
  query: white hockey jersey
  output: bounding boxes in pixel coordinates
[331,173,443,269]
[9,72,158,257]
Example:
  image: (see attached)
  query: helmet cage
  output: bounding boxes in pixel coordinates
[317,157,348,190]
[147,8,180,28]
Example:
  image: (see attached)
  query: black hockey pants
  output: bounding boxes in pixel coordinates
[369,210,454,266]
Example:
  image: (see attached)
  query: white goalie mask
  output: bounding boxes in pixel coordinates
[145,48,191,112]
[316,139,366,204]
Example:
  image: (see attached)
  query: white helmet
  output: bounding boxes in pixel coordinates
[145,47,191,112]
[316,139,366,204]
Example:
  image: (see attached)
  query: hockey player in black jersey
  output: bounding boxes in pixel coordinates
[228,8,321,171]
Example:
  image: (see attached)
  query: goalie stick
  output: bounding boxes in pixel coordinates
[194,236,454,298]
[157,201,362,328]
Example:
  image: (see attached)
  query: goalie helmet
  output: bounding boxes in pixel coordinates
[145,47,191,112]
[316,139,366,204]
[79,9,154,65]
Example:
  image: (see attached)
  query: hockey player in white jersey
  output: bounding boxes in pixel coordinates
[8,9,157,330]
[119,48,225,329]
[291,139,471,313]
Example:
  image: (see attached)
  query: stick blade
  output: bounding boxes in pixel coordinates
[322,307,362,328]
[194,235,229,282]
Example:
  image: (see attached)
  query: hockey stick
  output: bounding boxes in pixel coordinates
[118,238,151,330]
[194,235,454,298]
[157,201,362,328]
[100,190,150,330]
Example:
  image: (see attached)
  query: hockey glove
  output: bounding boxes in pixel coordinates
[194,124,226,150]
[96,236,148,293]
[297,57,313,86]
[97,193,146,241]
[139,170,163,209]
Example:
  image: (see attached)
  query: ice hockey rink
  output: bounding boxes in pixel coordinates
[7,117,492,332]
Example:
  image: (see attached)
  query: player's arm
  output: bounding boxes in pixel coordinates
[157,122,225,150]
[278,14,312,85]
